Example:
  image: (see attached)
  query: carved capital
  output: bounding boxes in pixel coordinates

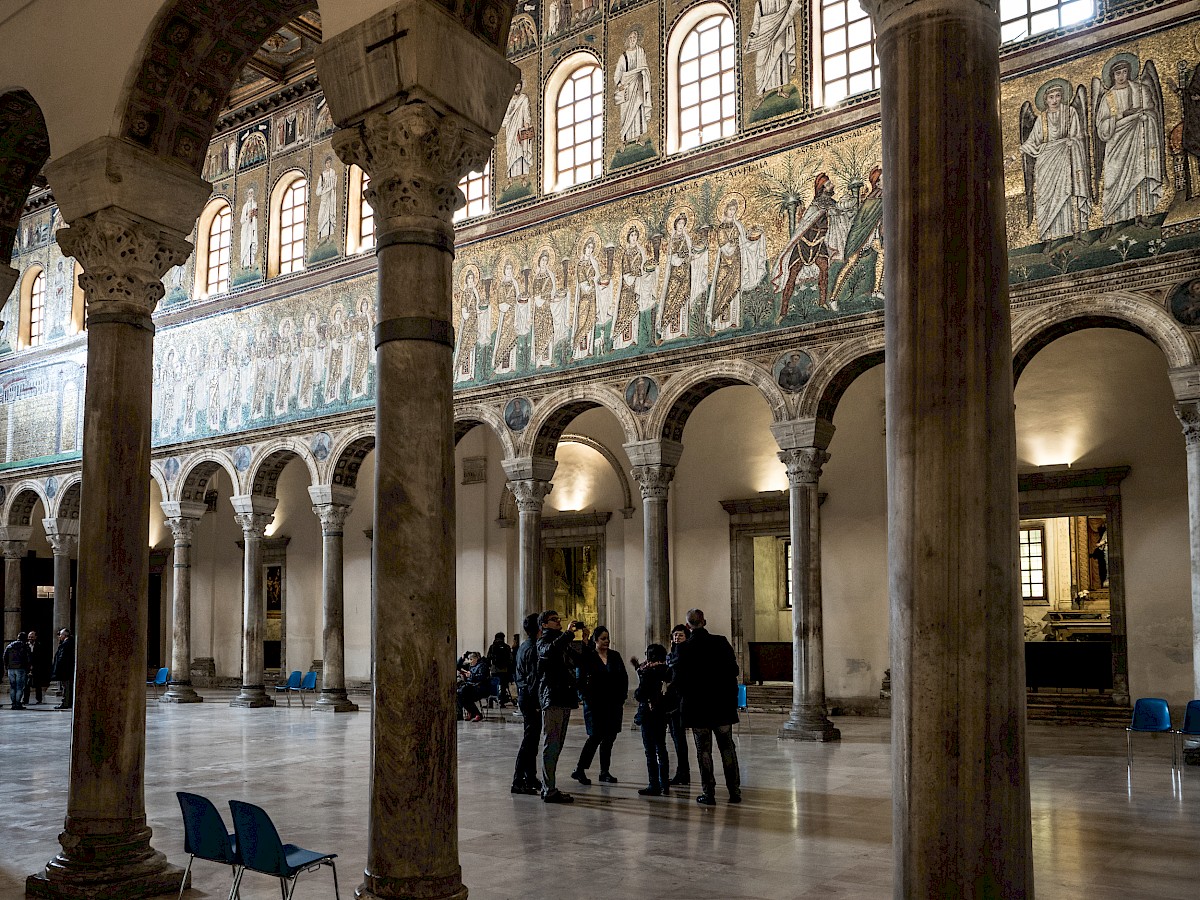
[165,516,200,547]
[509,479,553,514]
[779,447,830,485]
[861,0,998,31]
[1176,401,1200,448]
[1,539,27,561]
[313,502,352,535]
[46,533,77,557]
[332,101,492,237]
[233,511,273,539]
[632,464,676,501]
[57,207,193,318]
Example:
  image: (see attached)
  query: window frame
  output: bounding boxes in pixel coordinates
[454,159,492,223]
[346,165,376,255]
[193,197,234,300]
[666,3,739,155]
[1019,525,1047,605]
[811,0,880,109]
[999,0,1094,45]
[268,170,308,278]
[17,264,43,349]
[542,51,606,193]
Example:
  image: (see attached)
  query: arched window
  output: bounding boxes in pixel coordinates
[667,5,737,154]
[813,0,879,107]
[268,172,308,277]
[27,270,45,347]
[999,0,1093,43]
[544,53,604,192]
[193,198,233,299]
[454,161,492,223]
[347,166,375,254]
[69,262,86,334]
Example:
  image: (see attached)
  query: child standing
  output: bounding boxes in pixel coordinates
[632,643,672,796]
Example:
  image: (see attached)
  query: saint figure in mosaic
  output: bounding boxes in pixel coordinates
[1092,54,1165,225]
[455,270,483,382]
[1019,79,1092,241]
[493,261,523,374]
[707,198,766,332]
[531,251,559,368]
[657,212,708,342]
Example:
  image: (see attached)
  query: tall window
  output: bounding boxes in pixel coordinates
[1019,527,1046,603]
[999,0,1092,43]
[816,0,879,107]
[454,161,491,223]
[359,171,375,252]
[206,205,232,294]
[553,63,604,190]
[279,177,307,275]
[28,270,45,347]
[675,12,737,152]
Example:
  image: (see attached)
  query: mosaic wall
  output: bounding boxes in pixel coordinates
[0,354,83,470]
[0,14,1195,450]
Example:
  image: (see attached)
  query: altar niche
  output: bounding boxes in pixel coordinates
[1019,466,1129,708]
[541,512,610,630]
[237,535,290,676]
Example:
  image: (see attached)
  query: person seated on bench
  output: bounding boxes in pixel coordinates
[457,652,491,722]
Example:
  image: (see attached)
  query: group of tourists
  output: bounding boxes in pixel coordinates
[509,606,742,806]
[456,631,519,721]
[3,627,74,710]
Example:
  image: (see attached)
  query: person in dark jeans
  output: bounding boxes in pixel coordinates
[672,608,742,806]
[571,625,627,785]
[51,628,74,710]
[536,610,591,803]
[456,652,490,721]
[23,630,51,705]
[4,631,31,709]
[511,614,543,795]
[666,623,691,786]
[486,631,514,707]
[633,643,672,796]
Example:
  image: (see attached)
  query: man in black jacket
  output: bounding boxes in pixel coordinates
[4,631,31,709]
[51,628,74,710]
[511,613,542,795]
[672,608,742,805]
[535,609,591,803]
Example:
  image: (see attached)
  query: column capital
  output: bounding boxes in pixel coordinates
[623,439,684,469]
[229,494,278,538]
[509,478,553,513]
[632,464,676,500]
[308,484,358,508]
[159,500,208,522]
[779,447,831,485]
[1169,365,1200,404]
[164,516,200,546]
[45,532,77,557]
[502,455,559,483]
[0,524,33,551]
[312,502,353,534]
[771,418,836,452]
[1176,400,1200,447]
[41,516,80,540]
[861,0,998,32]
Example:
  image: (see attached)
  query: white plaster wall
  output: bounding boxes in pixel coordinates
[189,470,248,678]
[342,452,374,683]
[274,460,322,673]
[456,426,492,656]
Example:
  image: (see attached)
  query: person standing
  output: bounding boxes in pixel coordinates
[51,627,74,710]
[512,614,543,795]
[666,624,692,787]
[571,625,628,786]
[632,643,672,796]
[4,630,31,709]
[536,610,591,803]
[23,630,50,705]
[487,631,514,708]
[672,608,742,805]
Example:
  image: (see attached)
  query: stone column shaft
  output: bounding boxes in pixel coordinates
[861,0,1033,892]
[0,526,31,642]
[27,135,209,899]
[632,466,674,646]
[778,448,839,742]
[230,495,276,708]
[43,518,79,635]
[311,485,358,713]
[1176,402,1200,700]
[160,502,206,704]
[504,457,557,626]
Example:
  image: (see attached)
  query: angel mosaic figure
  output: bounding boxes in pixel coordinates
[657,213,708,342]
[1019,79,1093,241]
[1093,54,1165,226]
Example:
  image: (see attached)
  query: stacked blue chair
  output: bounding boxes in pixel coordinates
[1173,699,1200,777]
[176,792,242,900]
[228,799,340,899]
[147,667,170,699]
[296,671,318,707]
[1126,697,1175,783]
[274,670,302,706]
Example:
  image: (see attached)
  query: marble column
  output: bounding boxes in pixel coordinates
[42,518,79,635]
[310,485,359,713]
[159,501,206,704]
[859,0,1032,892]
[625,439,683,646]
[316,5,517,896]
[27,137,209,900]
[229,495,276,708]
[1176,401,1200,702]
[0,525,31,642]
[773,420,840,742]
[503,456,557,625]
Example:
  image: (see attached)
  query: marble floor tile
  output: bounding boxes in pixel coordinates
[1,694,1197,898]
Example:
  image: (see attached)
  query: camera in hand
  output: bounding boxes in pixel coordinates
[569,621,585,631]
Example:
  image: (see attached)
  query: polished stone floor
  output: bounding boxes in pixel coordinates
[2,691,1198,899]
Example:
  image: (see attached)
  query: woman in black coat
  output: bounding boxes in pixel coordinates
[571,625,628,785]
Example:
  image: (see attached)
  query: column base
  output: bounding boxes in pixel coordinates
[229,686,274,708]
[26,820,185,900]
[779,710,841,742]
[160,681,203,703]
[313,690,359,713]
[357,870,467,900]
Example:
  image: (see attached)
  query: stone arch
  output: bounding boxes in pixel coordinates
[0,89,50,261]
[247,438,318,498]
[6,481,47,525]
[645,359,787,443]
[175,450,240,504]
[52,475,82,520]
[1011,292,1200,383]
[329,425,375,490]
[523,384,640,458]
[149,460,170,501]
[560,432,635,513]
[798,331,886,422]
[455,403,517,458]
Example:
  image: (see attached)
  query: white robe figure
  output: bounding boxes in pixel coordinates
[745,0,803,96]
[614,39,652,143]
[1020,89,1092,240]
[239,191,259,269]
[656,223,709,342]
[707,210,767,332]
[501,89,533,178]
[316,161,337,242]
[1094,63,1163,225]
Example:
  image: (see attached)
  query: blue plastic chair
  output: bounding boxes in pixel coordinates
[147,667,169,699]
[1127,697,1175,782]
[228,799,339,900]
[1173,699,1200,776]
[737,684,748,710]
[176,792,242,900]
[295,671,318,707]
[274,671,302,707]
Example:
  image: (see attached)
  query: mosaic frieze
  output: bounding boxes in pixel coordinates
[0,355,83,469]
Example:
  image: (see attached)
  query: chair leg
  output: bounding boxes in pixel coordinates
[228,865,244,900]
[300,689,306,709]
[283,874,297,900]
[330,860,340,900]
[177,854,194,900]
